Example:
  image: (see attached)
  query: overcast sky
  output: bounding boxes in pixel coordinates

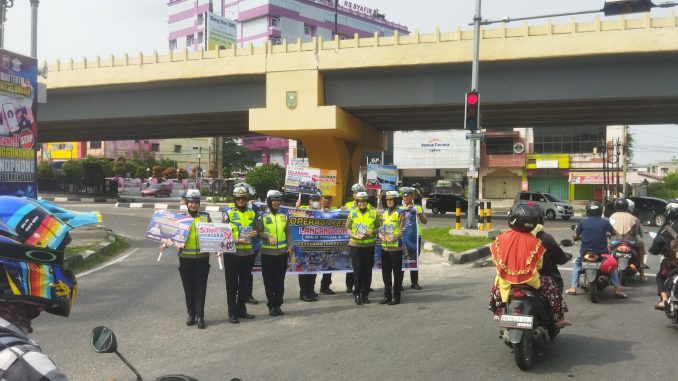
[4,0,677,164]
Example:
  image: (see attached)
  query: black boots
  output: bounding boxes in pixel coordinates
[186,315,196,326]
[196,317,206,329]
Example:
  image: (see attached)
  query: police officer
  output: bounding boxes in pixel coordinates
[296,191,323,302]
[379,190,407,305]
[256,190,293,316]
[343,183,368,293]
[401,186,426,290]
[175,189,212,329]
[345,191,381,305]
[319,192,337,295]
[222,184,258,324]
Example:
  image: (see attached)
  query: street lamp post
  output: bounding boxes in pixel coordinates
[0,0,15,49]
[30,0,38,58]
[193,146,202,180]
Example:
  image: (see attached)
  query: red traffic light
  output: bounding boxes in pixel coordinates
[466,92,479,105]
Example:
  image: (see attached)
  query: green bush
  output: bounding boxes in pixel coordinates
[61,160,83,184]
[38,161,54,178]
[648,172,678,200]
[81,158,105,187]
[245,164,285,200]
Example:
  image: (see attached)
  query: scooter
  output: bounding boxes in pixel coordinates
[571,225,616,303]
[90,326,242,381]
[663,269,678,323]
[497,238,573,370]
[610,239,640,286]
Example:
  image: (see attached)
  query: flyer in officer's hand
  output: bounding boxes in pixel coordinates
[145,210,193,247]
[196,222,236,253]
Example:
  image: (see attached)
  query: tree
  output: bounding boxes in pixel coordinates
[223,138,255,178]
[245,163,285,200]
[81,157,105,189]
[134,166,148,179]
[61,160,83,185]
[38,161,54,178]
[163,167,179,179]
[152,165,163,179]
[112,160,126,177]
[648,172,678,200]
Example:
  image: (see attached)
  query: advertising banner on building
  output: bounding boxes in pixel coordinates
[0,50,38,198]
[284,165,337,196]
[196,222,236,253]
[393,130,470,169]
[366,164,398,191]
[569,171,623,185]
[204,12,236,50]
[145,210,193,246]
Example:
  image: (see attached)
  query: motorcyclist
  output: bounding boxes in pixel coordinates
[566,200,627,298]
[488,203,570,328]
[609,198,648,282]
[648,201,678,310]
[0,241,76,380]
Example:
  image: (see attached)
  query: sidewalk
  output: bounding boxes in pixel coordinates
[38,193,118,203]
[65,225,120,268]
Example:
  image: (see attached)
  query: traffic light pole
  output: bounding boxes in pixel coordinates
[466,0,481,229]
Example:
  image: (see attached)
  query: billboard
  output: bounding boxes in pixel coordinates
[366,164,398,191]
[393,130,470,169]
[204,12,236,50]
[0,49,38,198]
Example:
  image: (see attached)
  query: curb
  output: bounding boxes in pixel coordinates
[423,240,492,265]
[64,229,121,269]
[39,196,118,203]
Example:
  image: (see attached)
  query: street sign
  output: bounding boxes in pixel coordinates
[466,133,484,140]
[466,170,479,178]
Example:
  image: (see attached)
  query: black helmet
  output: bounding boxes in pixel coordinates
[614,198,629,212]
[508,202,540,232]
[666,201,678,225]
[586,200,603,217]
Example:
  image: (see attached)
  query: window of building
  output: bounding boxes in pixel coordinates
[151,143,160,152]
[661,168,669,175]
[169,39,177,50]
[197,13,204,25]
[134,140,139,143]
[485,137,514,154]
[271,37,282,45]
[174,145,182,153]
[304,25,313,36]
[271,16,280,28]
[89,141,102,149]
[197,32,204,44]
[186,34,195,46]
[533,126,606,154]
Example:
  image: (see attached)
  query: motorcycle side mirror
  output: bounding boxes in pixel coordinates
[560,239,574,247]
[570,224,577,231]
[91,326,117,353]
[649,232,658,239]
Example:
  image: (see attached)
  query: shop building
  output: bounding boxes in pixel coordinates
[479,129,527,199]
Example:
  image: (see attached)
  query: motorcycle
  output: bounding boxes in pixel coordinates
[90,326,242,381]
[571,225,616,303]
[497,238,573,370]
[663,269,678,323]
[610,239,640,286]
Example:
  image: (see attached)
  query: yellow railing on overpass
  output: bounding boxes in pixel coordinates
[47,13,678,89]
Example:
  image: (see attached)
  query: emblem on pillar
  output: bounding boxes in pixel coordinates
[286,91,298,110]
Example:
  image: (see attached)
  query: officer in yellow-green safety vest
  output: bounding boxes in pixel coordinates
[256,190,292,317]
[379,190,407,305]
[400,186,427,290]
[221,184,258,324]
[342,183,368,293]
[345,191,381,305]
[174,189,212,329]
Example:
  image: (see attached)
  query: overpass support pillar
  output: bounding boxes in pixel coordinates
[250,70,382,205]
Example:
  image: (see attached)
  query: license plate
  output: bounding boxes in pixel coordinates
[616,253,632,258]
[498,314,533,329]
[582,262,600,269]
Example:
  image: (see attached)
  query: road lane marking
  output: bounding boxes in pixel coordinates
[78,248,138,278]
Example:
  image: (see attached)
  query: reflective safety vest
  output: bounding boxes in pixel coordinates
[349,208,378,245]
[381,209,401,248]
[227,208,257,250]
[261,212,288,250]
[183,212,211,255]
[345,200,371,211]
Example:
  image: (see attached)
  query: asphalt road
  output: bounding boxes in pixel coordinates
[31,204,677,381]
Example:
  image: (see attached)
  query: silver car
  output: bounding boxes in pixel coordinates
[514,191,574,220]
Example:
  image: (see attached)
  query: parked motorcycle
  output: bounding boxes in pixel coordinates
[497,238,573,370]
[610,239,640,286]
[90,326,242,381]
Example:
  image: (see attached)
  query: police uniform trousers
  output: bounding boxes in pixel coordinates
[382,250,403,301]
[224,254,255,317]
[345,272,354,289]
[402,237,422,284]
[350,246,375,297]
[261,254,289,308]
[320,273,332,289]
[179,256,210,319]
[298,274,317,297]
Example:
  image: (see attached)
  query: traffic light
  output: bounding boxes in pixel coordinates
[464,91,479,131]
[603,0,654,16]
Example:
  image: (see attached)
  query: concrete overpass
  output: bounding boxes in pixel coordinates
[41,13,678,201]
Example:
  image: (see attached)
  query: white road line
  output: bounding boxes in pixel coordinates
[558,266,656,277]
[78,248,138,278]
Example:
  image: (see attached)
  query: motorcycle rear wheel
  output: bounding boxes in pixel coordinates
[513,334,534,370]
[589,281,598,303]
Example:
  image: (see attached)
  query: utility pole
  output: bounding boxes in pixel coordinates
[622,125,629,196]
[30,0,39,58]
[0,0,14,48]
[334,0,338,37]
[615,138,622,197]
[466,0,481,229]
